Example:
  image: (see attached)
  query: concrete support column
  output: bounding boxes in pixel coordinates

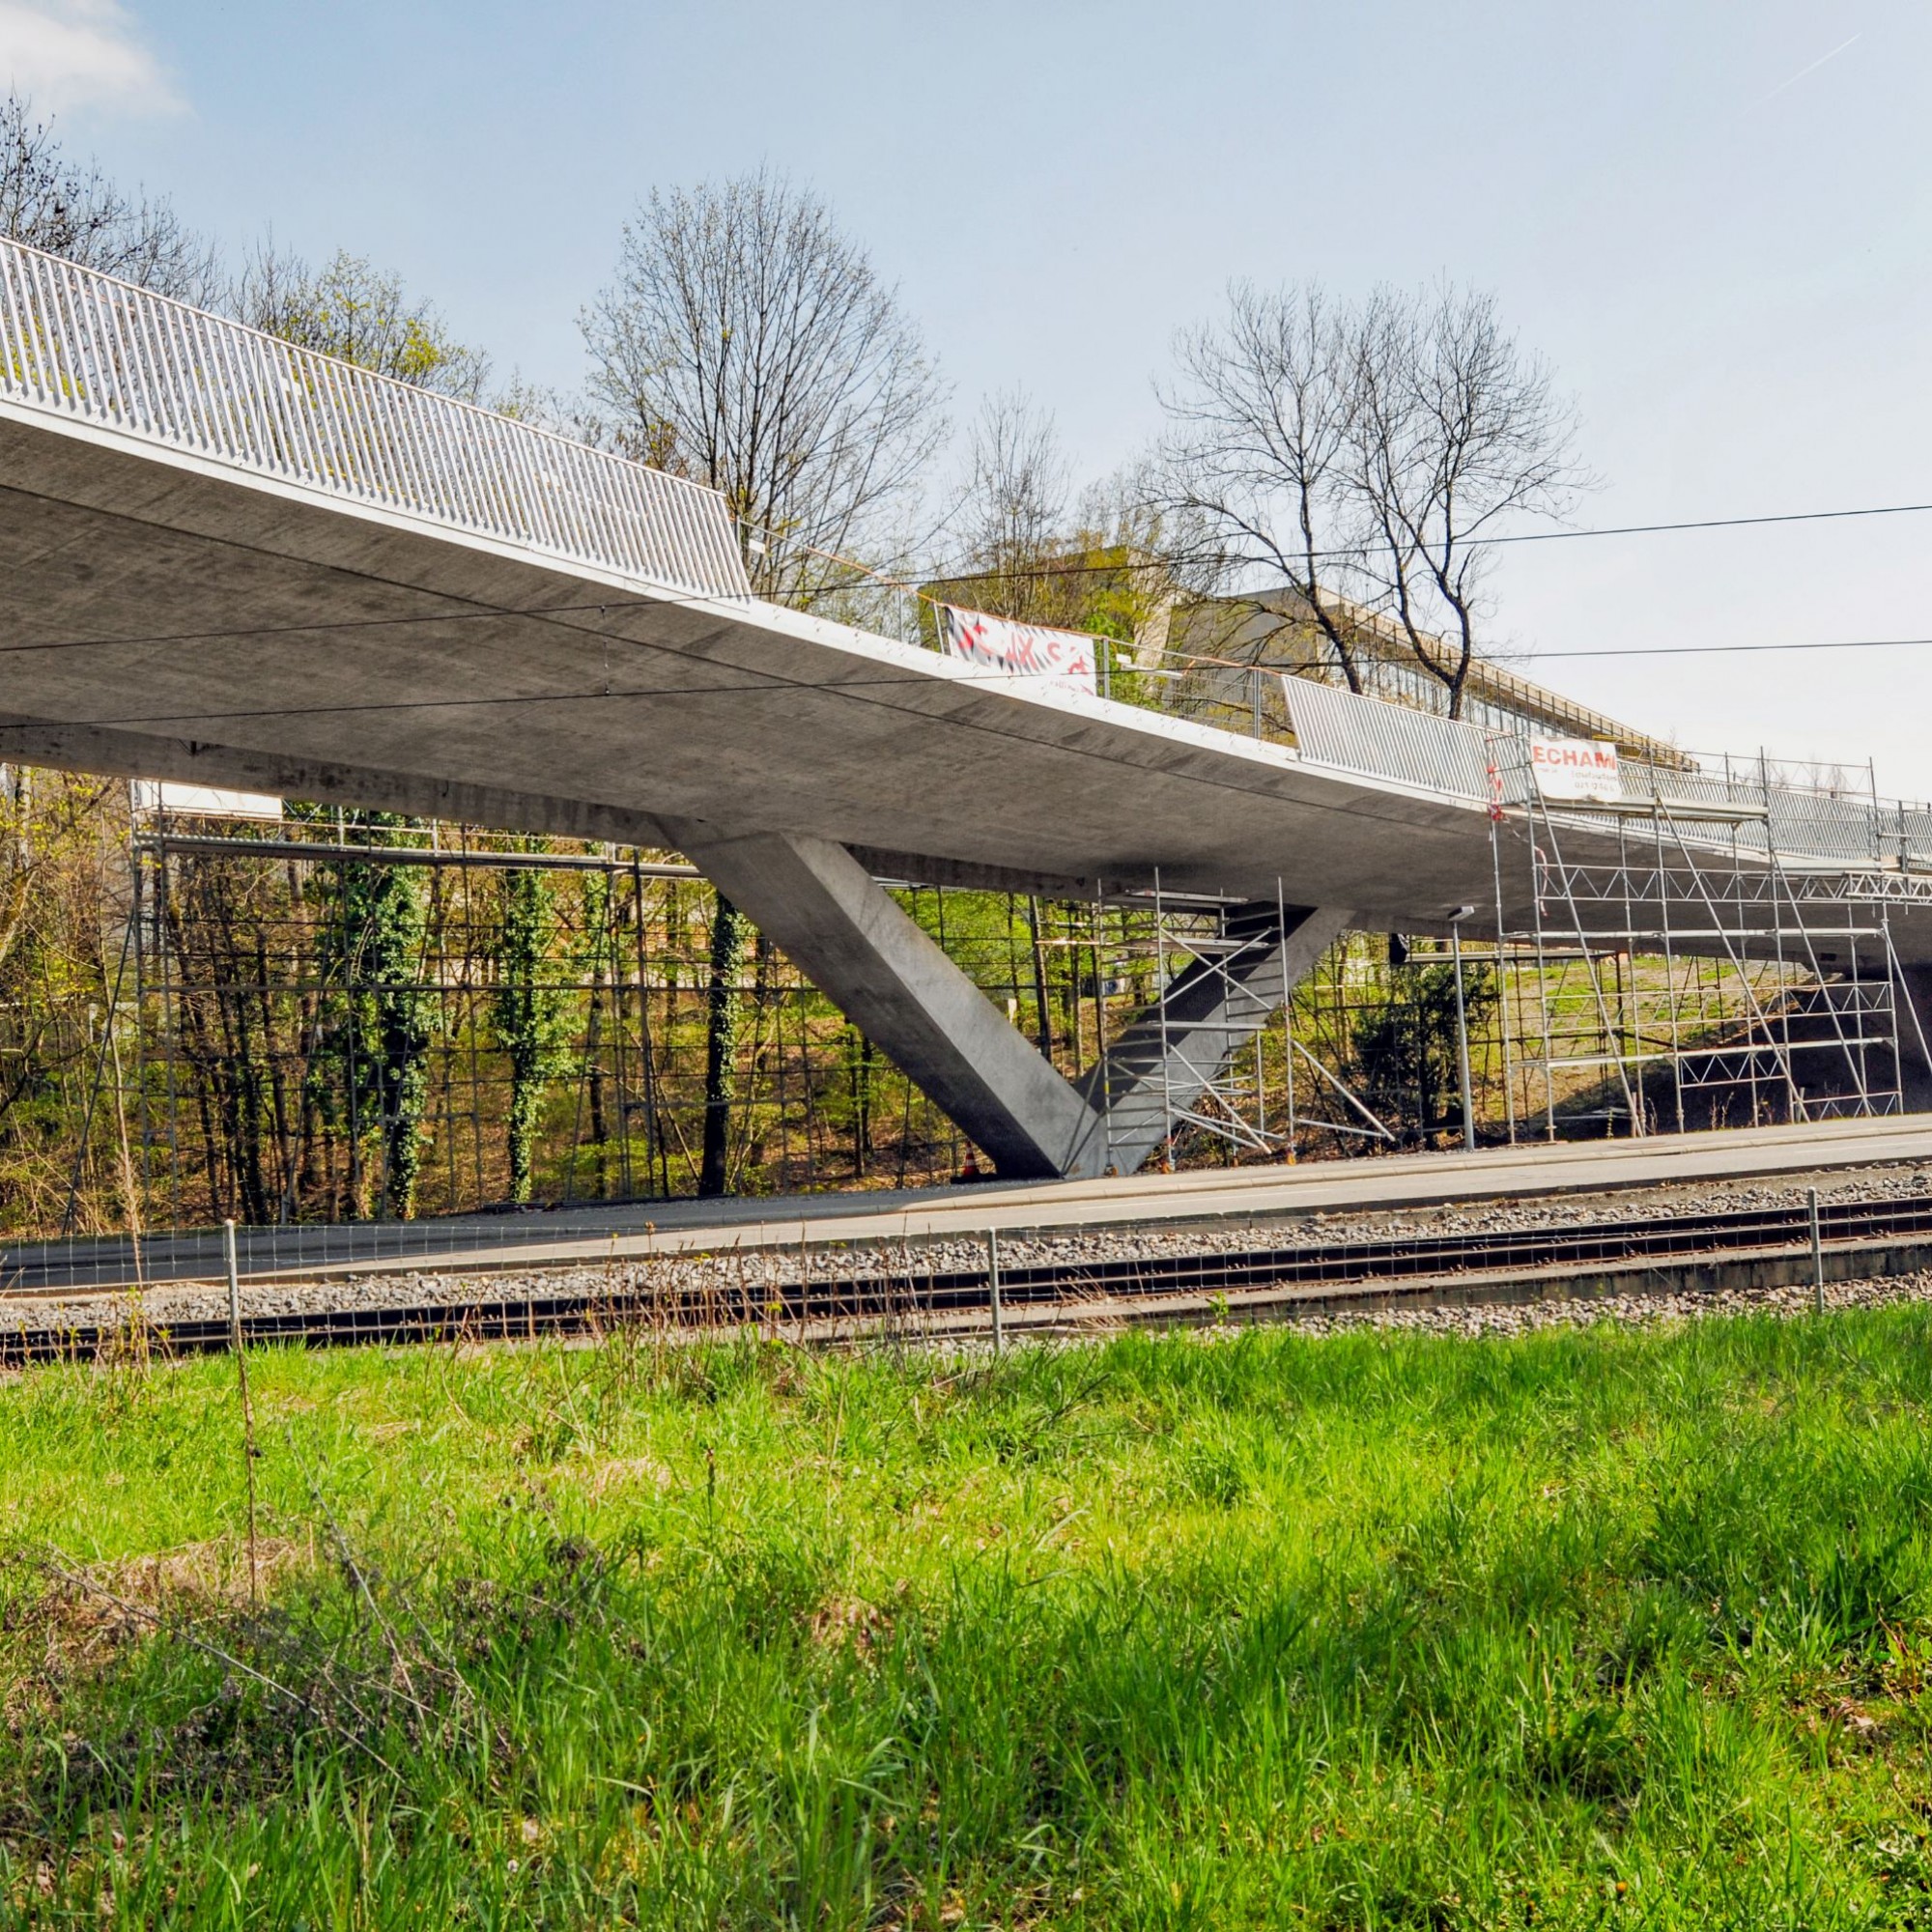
[671,825,1108,1179]
[1082,903,1350,1176]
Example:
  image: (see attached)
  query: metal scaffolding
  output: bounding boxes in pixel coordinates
[1495,741,1919,1136]
[1085,881,1393,1170]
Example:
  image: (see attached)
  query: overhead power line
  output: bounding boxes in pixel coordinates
[1522,635,1932,662]
[1,596,1930,679]
[923,497,1932,584]
[0,492,1919,668]
[0,596,671,660]
[1473,501,1932,550]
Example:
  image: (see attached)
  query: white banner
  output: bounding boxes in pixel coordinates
[935,604,1096,696]
[130,781,285,820]
[1529,736,1622,803]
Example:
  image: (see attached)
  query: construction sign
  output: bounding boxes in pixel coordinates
[935,604,1096,696]
[1529,735,1622,804]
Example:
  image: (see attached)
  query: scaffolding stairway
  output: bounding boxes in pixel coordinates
[1079,901,1348,1172]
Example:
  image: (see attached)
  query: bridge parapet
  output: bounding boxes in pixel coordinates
[1285,675,1932,872]
[0,235,751,605]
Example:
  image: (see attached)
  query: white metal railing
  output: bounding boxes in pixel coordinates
[1284,672,1498,801]
[1283,675,1932,871]
[0,236,752,605]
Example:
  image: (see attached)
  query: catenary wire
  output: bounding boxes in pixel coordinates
[1522,636,1932,661]
[2,609,1931,679]
[3,485,1929,665]
[0,595,698,658]
[0,674,1384,827]
[914,497,1932,584]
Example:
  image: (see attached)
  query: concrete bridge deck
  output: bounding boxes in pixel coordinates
[0,241,1912,946]
[0,238,1925,1179]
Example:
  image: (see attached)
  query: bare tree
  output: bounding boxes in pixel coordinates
[0,93,216,299]
[1151,280,1584,716]
[583,171,947,1196]
[1347,285,1583,716]
[949,387,1069,621]
[582,168,947,603]
[1150,283,1370,690]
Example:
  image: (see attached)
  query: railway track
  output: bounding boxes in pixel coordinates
[8,1191,1932,1368]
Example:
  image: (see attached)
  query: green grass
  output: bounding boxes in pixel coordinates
[8,1311,1932,1926]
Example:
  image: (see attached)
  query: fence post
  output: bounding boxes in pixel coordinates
[1809,1187,1825,1315]
[987,1228,1005,1356]
[224,1219,260,1607]
[224,1219,242,1349]
[1449,911,1477,1152]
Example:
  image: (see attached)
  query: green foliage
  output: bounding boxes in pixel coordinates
[1350,951,1499,1142]
[10,1311,1932,1923]
[491,865,572,1204]
[0,774,125,1231]
[232,246,488,400]
[313,819,437,1217]
[697,895,753,1197]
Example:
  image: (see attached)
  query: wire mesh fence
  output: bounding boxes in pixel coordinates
[15,1185,1932,1361]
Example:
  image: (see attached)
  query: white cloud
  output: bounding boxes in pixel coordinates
[0,1,180,116]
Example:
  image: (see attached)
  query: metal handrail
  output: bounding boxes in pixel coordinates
[0,235,752,605]
[1282,675,1932,870]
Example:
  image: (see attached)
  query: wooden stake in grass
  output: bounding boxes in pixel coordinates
[225,1218,261,1608]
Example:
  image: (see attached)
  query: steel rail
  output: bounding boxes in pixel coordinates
[11,1192,1932,1367]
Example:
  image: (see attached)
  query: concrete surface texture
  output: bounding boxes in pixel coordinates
[1,401,1918,959]
[2,276,1928,1182]
[671,826,1112,1179]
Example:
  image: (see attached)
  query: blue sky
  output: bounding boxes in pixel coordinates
[7,0,1930,791]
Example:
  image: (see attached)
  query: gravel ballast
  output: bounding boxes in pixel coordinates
[9,1157,1932,1344]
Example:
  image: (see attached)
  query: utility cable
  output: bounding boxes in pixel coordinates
[1520,635,1932,661]
[919,497,1932,583]
[14,628,1932,742]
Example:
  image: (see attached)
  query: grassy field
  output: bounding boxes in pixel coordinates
[7,1311,1932,1927]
